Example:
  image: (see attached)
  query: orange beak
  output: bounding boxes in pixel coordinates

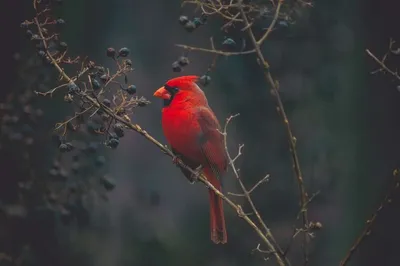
[153,87,171,100]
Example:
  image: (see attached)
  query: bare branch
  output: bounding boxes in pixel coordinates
[221,114,289,266]
[366,48,400,81]
[175,44,256,56]
[339,170,400,266]
[248,174,270,194]
[257,0,284,45]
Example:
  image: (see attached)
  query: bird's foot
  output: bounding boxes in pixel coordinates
[188,165,203,184]
[172,155,181,167]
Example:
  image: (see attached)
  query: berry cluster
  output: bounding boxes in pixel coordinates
[179,14,208,32]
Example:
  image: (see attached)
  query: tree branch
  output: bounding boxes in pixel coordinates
[339,170,400,266]
[237,1,310,264]
[175,44,256,56]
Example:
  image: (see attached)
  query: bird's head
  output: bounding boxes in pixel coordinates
[153,75,207,107]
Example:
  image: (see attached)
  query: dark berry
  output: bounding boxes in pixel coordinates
[65,142,74,150]
[179,15,189,25]
[37,50,46,58]
[278,20,289,27]
[31,34,41,43]
[172,61,182,72]
[71,162,80,174]
[102,98,111,107]
[20,21,29,29]
[106,47,116,58]
[222,38,236,47]
[36,41,45,50]
[96,66,105,75]
[72,154,80,161]
[26,30,33,38]
[59,168,68,179]
[193,17,203,28]
[138,101,147,107]
[259,7,269,19]
[35,109,44,117]
[100,74,110,83]
[100,176,116,191]
[113,123,124,138]
[108,132,119,140]
[48,168,58,177]
[59,142,73,152]
[100,113,109,121]
[52,159,61,169]
[59,42,68,52]
[86,142,98,153]
[37,0,51,5]
[184,21,196,32]
[56,18,65,26]
[126,85,137,95]
[124,59,132,67]
[178,56,189,66]
[92,79,101,91]
[118,47,130,57]
[200,75,211,86]
[105,138,119,149]
[68,83,80,94]
[95,155,106,167]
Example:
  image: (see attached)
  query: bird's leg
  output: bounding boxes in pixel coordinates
[188,165,203,184]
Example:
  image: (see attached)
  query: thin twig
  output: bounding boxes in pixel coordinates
[175,44,256,56]
[257,0,283,45]
[283,191,320,256]
[339,170,400,266]
[221,114,288,266]
[366,48,400,81]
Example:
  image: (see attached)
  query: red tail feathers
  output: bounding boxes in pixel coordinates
[209,189,227,244]
[204,166,227,244]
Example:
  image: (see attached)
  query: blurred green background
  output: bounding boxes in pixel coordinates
[1,0,400,266]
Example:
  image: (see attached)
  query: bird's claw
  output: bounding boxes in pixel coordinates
[188,165,203,184]
[172,155,181,166]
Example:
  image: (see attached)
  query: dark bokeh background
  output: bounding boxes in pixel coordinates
[1,0,400,266]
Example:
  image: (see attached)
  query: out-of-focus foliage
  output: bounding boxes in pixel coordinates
[0,17,119,266]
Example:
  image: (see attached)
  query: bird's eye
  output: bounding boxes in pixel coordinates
[162,85,179,107]
[164,84,179,95]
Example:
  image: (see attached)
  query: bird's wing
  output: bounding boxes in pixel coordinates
[195,106,228,185]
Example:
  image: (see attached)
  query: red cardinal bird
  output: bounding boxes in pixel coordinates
[153,75,228,244]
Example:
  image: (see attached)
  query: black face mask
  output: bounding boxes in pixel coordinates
[162,84,179,107]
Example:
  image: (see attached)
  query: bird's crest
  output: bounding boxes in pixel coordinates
[165,75,199,89]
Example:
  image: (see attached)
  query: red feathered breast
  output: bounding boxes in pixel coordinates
[162,104,227,176]
[162,107,204,162]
